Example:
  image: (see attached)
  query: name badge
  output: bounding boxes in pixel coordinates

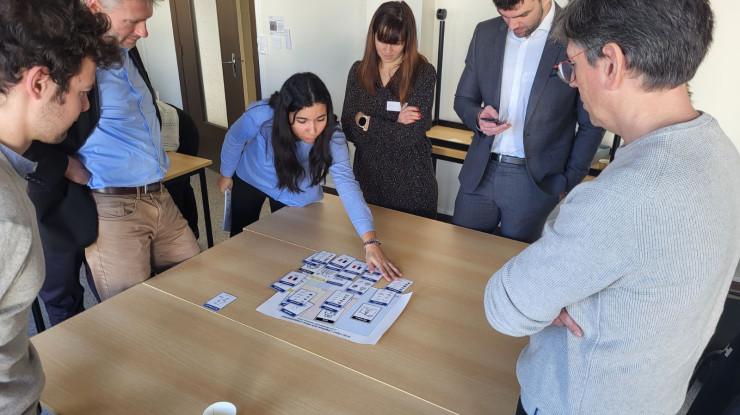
[386,101,403,112]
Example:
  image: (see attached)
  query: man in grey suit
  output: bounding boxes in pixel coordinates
[453,0,604,243]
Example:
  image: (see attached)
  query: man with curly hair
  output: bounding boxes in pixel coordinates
[0,1,120,413]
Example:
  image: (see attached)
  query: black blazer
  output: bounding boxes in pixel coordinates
[24,47,161,253]
[453,5,604,196]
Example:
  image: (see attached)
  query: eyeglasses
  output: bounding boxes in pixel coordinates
[553,49,587,84]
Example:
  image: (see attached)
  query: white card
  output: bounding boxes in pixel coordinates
[312,251,337,264]
[325,291,354,309]
[325,275,352,289]
[385,278,413,293]
[359,271,382,283]
[369,289,395,306]
[302,252,317,264]
[269,281,292,292]
[386,101,402,111]
[313,267,339,279]
[299,262,324,274]
[351,303,382,323]
[281,301,313,317]
[277,271,308,287]
[345,279,374,295]
[315,308,339,324]
[328,254,355,270]
[203,292,237,311]
[335,270,357,281]
[346,260,368,275]
[286,288,317,306]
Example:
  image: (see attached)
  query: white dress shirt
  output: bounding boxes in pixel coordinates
[492,5,555,158]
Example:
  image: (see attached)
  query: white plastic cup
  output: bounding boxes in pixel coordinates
[202,401,237,415]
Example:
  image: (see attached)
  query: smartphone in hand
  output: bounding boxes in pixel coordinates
[480,117,506,125]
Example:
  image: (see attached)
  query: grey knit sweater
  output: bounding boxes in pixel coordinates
[0,147,45,415]
[485,113,740,415]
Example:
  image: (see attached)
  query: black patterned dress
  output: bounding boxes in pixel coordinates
[342,60,438,219]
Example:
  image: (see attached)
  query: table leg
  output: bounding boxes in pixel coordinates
[198,169,214,248]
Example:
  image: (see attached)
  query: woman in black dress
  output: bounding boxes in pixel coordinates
[342,1,438,219]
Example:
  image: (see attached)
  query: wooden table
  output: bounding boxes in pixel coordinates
[32,285,448,415]
[164,151,214,248]
[428,125,472,165]
[33,194,529,414]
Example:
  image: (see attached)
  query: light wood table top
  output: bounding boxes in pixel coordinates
[427,125,473,146]
[164,151,212,181]
[32,285,448,415]
[145,196,529,414]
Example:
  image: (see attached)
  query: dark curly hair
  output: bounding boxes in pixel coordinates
[0,0,121,97]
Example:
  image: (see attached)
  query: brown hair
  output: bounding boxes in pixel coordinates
[356,1,427,103]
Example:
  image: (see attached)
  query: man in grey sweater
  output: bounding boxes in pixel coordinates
[484,0,740,414]
[0,1,119,413]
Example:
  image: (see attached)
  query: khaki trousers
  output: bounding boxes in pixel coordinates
[85,189,200,300]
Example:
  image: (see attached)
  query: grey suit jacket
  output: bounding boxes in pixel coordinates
[454,7,604,196]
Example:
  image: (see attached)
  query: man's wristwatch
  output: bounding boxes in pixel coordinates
[358,115,369,132]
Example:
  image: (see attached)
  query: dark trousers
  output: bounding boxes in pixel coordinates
[453,159,559,243]
[38,248,97,326]
[230,174,286,237]
[516,398,528,415]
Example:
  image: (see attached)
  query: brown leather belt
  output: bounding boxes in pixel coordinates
[90,181,163,196]
[491,152,526,166]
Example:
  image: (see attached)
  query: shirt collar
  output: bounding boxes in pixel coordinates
[0,143,37,177]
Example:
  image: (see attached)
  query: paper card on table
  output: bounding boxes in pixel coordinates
[324,291,354,309]
[312,251,337,264]
[359,271,382,283]
[351,303,382,323]
[335,271,357,281]
[313,267,339,279]
[315,308,339,324]
[270,281,292,292]
[221,189,232,232]
[325,275,352,289]
[328,254,355,270]
[286,288,317,306]
[302,252,318,264]
[345,260,368,275]
[203,292,237,311]
[281,301,314,317]
[299,262,324,274]
[277,271,309,287]
[345,279,374,295]
[385,278,413,293]
[368,289,395,306]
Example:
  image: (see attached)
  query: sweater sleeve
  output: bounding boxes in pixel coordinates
[220,104,264,178]
[363,62,436,148]
[341,61,363,145]
[327,127,374,236]
[484,184,638,337]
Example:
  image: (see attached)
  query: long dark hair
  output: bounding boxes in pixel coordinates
[268,72,335,193]
[357,1,427,103]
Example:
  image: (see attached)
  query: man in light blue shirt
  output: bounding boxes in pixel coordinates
[76,0,200,300]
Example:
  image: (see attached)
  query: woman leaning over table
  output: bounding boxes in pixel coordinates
[218,72,401,280]
[342,1,438,219]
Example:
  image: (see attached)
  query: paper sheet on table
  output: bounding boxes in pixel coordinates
[257,277,411,345]
[222,189,231,232]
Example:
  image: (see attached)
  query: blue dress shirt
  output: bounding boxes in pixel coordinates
[78,49,168,189]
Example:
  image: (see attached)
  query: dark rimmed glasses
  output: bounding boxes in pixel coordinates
[553,49,587,84]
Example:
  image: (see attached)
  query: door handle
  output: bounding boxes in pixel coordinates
[221,53,245,78]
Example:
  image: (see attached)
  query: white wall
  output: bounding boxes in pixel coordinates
[136,0,182,109]
[141,0,739,215]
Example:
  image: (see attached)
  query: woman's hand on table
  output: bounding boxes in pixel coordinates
[364,244,402,281]
[217,175,233,194]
